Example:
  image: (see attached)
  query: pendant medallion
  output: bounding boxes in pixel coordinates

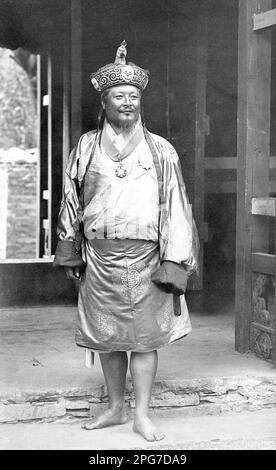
[115,162,127,178]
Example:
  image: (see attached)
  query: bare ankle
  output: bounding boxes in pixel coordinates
[110,402,125,413]
[135,409,149,419]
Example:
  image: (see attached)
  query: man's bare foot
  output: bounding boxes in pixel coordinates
[133,415,165,441]
[82,408,127,430]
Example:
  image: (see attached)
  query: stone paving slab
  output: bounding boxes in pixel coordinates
[1,409,276,450]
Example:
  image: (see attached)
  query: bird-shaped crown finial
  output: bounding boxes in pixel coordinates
[114,40,127,65]
[90,40,149,92]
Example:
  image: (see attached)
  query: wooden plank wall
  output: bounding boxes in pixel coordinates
[235,0,272,353]
[203,0,238,298]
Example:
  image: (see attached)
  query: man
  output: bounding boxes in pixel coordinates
[54,41,199,442]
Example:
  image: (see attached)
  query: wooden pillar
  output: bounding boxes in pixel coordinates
[71,0,82,147]
[63,6,71,178]
[50,44,64,255]
[36,55,42,258]
[193,0,209,290]
[235,0,271,353]
[38,54,49,258]
[47,54,53,256]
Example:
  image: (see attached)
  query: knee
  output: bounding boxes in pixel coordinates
[130,350,158,365]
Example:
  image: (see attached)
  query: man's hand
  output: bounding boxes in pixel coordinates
[65,267,81,280]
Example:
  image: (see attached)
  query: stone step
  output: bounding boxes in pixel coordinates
[1,375,276,424]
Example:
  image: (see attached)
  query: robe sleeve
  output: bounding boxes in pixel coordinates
[53,137,85,268]
[159,141,199,275]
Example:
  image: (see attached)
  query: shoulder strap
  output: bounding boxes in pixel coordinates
[143,126,165,205]
[77,130,100,221]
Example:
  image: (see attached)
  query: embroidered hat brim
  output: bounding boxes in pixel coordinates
[90,41,149,92]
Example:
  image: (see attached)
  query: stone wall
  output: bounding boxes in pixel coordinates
[0,47,37,150]
[0,46,38,260]
[0,148,38,259]
[1,376,276,423]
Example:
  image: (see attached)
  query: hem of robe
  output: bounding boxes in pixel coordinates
[75,325,191,354]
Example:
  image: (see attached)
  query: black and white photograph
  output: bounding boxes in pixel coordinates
[0,0,276,457]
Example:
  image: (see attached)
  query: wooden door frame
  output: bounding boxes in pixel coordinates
[235,0,273,357]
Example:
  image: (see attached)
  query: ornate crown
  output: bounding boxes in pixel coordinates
[90,40,149,93]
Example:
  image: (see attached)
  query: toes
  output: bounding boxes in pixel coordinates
[149,429,165,441]
[142,431,164,442]
[154,431,165,441]
[133,422,165,442]
[141,431,155,441]
[82,422,97,431]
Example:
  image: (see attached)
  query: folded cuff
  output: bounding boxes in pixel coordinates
[162,259,196,276]
[151,261,189,295]
[53,239,85,268]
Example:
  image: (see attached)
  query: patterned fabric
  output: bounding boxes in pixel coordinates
[91,63,149,92]
[90,40,149,92]
[75,239,191,352]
